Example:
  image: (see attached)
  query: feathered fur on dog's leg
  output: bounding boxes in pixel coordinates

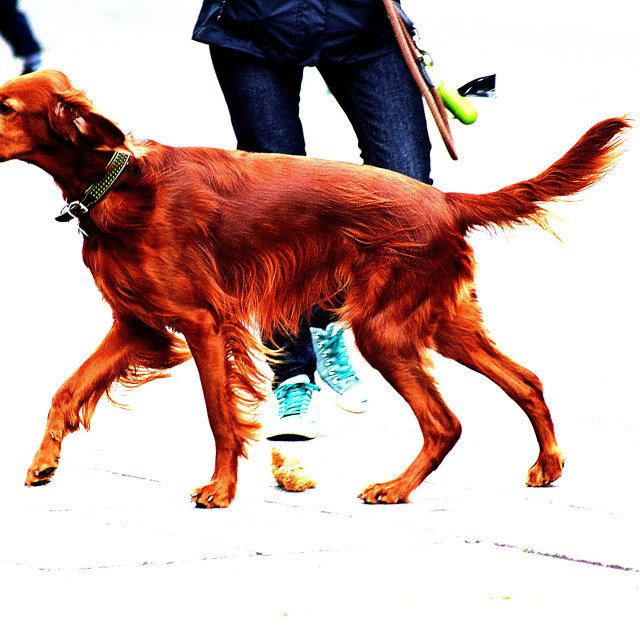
[432,294,564,486]
[25,317,190,487]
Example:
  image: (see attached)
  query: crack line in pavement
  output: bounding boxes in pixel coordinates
[489,541,639,573]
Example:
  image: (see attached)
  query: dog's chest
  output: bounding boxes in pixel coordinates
[82,238,200,324]
[83,241,155,313]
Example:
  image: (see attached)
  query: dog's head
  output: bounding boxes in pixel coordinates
[0,69,127,163]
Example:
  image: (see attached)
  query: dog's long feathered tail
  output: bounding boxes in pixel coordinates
[448,117,631,235]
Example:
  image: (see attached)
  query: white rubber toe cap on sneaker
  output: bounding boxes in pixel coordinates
[329,381,368,413]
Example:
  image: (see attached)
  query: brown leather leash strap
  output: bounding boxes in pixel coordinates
[382,0,458,160]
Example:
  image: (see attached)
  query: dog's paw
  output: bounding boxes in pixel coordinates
[358,481,411,505]
[25,460,59,487]
[190,479,236,508]
[25,430,64,487]
[526,449,565,487]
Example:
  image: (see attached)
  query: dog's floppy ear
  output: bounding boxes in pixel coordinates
[51,89,126,150]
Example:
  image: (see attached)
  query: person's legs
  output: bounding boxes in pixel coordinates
[318,50,433,184]
[208,49,433,429]
[210,46,306,156]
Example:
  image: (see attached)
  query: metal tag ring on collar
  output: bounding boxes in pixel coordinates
[56,200,89,223]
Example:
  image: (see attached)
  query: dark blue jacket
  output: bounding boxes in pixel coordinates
[193,0,398,66]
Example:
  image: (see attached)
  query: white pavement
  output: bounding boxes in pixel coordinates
[1,1,639,638]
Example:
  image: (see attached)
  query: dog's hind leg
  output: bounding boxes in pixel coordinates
[432,294,564,486]
[352,319,462,504]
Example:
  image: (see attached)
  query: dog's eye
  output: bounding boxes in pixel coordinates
[0,101,13,115]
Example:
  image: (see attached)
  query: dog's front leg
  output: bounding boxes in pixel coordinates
[181,315,248,508]
[25,319,137,487]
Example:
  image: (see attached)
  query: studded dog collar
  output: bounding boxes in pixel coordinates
[56,151,130,234]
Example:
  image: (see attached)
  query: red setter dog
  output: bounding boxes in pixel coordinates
[0,70,628,507]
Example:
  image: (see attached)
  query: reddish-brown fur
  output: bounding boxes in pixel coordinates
[0,70,629,506]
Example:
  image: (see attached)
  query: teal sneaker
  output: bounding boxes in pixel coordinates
[311,322,368,413]
[263,375,321,440]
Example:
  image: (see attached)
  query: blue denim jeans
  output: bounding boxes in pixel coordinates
[210,47,433,386]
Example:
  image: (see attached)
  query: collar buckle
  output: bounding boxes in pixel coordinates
[56,200,89,223]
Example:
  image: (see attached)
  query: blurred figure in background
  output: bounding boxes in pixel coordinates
[0,0,42,74]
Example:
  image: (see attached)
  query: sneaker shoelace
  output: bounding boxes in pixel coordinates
[275,380,320,418]
[315,324,360,393]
